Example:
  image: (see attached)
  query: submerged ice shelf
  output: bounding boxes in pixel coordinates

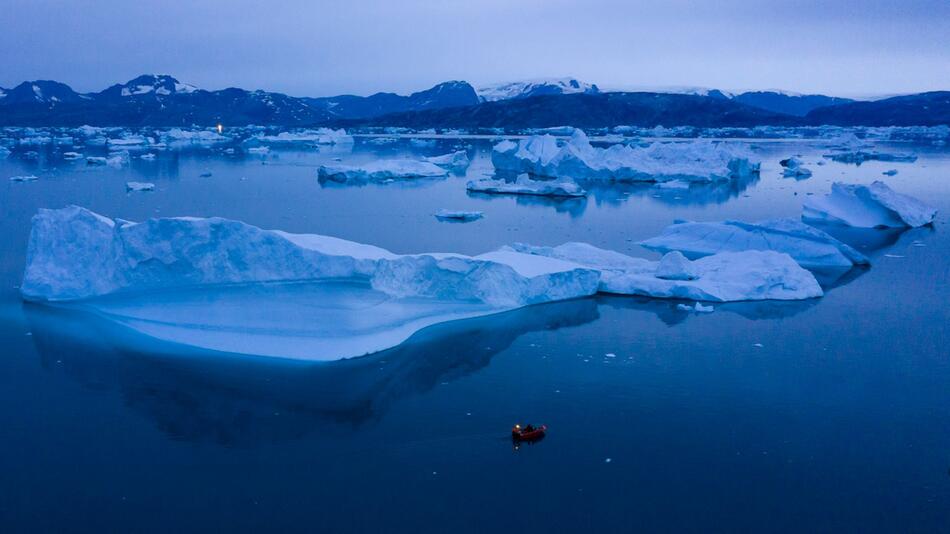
[22,207,828,361]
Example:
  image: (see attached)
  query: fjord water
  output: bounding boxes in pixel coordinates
[1,138,949,532]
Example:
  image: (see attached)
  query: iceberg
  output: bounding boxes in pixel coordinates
[639,219,869,270]
[9,174,39,182]
[86,155,124,167]
[125,181,155,192]
[62,151,83,160]
[824,150,917,165]
[21,206,600,307]
[492,130,759,183]
[508,243,823,302]
[780,157,812,179]
[318,159,448,184]
[251,128,353,146]
[425,150,471,172]
[434,209,483,222]
[802,181,937,228]
[467,174,587,197]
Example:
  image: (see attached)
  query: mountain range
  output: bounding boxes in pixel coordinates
[0,74,946,128]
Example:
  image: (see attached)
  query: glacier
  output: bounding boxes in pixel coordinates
[491,130,760,183]
[802,181,937,228]
[467,174,587,197]
[639,219,869,270]
[20,207,827,361]
[318,159,448,184]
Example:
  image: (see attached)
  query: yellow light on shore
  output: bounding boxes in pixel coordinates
[216,123,223,134]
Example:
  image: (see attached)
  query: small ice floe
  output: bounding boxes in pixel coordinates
[250,128,353,146]
[883,254,905,259]
[466,174,587,198]
[824,150,917,165]
[139,153,156,160]
[199,171,212,177]
[882,169,898,176]
[779,157,812,179]
[434,209,483,222]
[676,302,714,313]
[318,160,448,184]
[409,138,437,148]
[62,151,83,160]
[492,129,759,183]
[366,137,398,145]
[86,155,124,167]
[125,181,155,192]
[9,175,39,182]
[753,343,764,348]
[802,181,936,228]
[639,219,868,270]
[247,146,270,155]
[425,150,471,172]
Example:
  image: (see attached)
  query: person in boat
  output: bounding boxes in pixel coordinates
[523,424,535,433]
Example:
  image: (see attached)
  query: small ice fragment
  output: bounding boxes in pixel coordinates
[125,181,155,192]
[883,254,905,258]
[434,209,483,222]
[605,353,616,358]
[9,175,38,182]
[753,343,764,348]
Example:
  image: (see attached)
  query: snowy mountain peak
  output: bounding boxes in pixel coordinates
[1,80,84,105]
[112,74,198,97]
[476,78,600,102]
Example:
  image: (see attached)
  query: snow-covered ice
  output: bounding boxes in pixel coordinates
[639,219,869,270]
[467,174,587,197]
[492,130,760,183]
[251,128,353,146]
[434,209,483,222]
[802,181,937,228]
[318,159,448,183]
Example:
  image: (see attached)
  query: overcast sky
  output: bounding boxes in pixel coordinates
[2,0,948,98]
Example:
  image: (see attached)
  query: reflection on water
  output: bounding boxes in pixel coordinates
[24,298,598,446]
[583,171,760,207]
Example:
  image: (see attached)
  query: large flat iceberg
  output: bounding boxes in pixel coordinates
[802,181,937,228]
[492,130,759,183]
[508,243,822,302]
[639,219,869,270]
[22,207,827,360]
[318,159,448,183]
[467,174,587,197]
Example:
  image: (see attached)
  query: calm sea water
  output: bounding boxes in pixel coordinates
[1,137,949,532]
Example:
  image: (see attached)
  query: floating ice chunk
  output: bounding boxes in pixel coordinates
[62,151,83,160]
[125,182,155,192]
[318,159,448,184]
[434,209,483,222]
[247,146,270,154]
[802,181,937,228]
[425,150,471,171]
[467,174,587,197]
[410,138,437,148]
[86,155,124,167]
[108,136,147,146]
[824,150,917,164]
[655,251,699,280]
[639,219,868,270]
[780,157,812,178]
[139,153,156,160]
[366,137,398,145]
[492,130,759,183]
[508,242,822,302]
[251,128,352,146]
[9,175,39,182]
